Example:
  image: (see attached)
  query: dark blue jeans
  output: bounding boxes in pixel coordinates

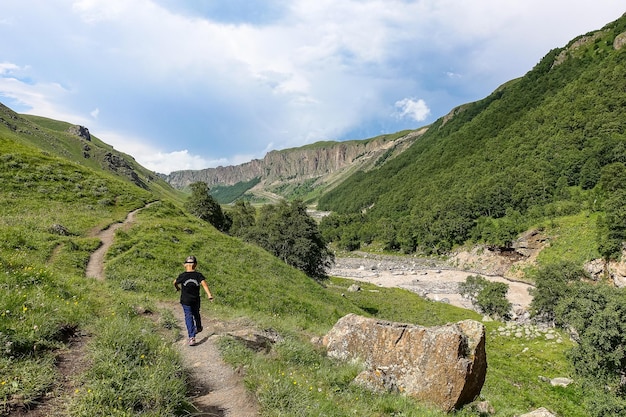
[181,303,201,338]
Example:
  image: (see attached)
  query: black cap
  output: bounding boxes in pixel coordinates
[184,255,197,264]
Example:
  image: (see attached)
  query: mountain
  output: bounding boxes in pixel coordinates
[3,14,625,415]
[3,99,541,417]
[317,13,626,257]
[0,102,184,204]
[162,128,425,203]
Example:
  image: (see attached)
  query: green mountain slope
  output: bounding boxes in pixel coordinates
[0,101,589,416]
[318,14,626,257]
[1,103,184,204]
[9,14,626,413]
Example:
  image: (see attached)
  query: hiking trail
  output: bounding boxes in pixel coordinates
[86,202,260,416]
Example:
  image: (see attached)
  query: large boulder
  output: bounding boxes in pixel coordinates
[323,314,487,412]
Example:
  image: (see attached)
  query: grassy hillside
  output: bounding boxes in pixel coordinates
[1,104,185,205]
[318,14,626,260]
[0,104,586,416]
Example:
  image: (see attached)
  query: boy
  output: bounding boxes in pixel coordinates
[174,255,214,346]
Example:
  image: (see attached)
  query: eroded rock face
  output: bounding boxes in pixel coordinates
[584,256,626,288]
[614,31,626,50]
[68,124,91,141]
[323,314,487,412]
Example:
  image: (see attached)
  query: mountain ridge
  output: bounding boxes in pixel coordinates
[162,128,426,202]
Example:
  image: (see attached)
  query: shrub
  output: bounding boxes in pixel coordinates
[459,275,511,318]
[528,261,585,324]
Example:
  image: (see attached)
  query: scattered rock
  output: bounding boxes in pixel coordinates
[226,328,283,353]
[614,31,626,50]
[550,377,573,387]
[517,407,556,417]
[347,284,361,292]
[48,223,71,236]
[472,400,495,415]
[323,314,487,412]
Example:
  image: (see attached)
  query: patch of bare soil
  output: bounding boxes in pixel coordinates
[165,302,260,416]
[85,204,150,280]
[8,333,90,417]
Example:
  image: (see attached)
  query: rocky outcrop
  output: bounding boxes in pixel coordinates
[165,158,265,189]
[163,131,423,190]
[67,124,91,141]
[614,31,626,50]
[585,255,626,288]
[450,229,549,279]
[103,152,147,189]
[323,314,487,412]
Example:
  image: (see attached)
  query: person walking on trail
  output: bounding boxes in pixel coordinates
[174,255,214,346]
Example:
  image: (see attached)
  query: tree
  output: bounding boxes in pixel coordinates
[528,261,584,324]
[248,200,334,279]
[185,182,229,232]
[228,200,256,238]
[579,157,601,190]
[556,283,626,404]
[476,281,511,319]
[458,275,511,318]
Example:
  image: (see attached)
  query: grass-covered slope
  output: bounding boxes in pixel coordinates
[318,15,626,256]
[1,103,184,205]
[0,101,587,416]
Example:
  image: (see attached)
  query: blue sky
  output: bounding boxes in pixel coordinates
[1,1,624,174]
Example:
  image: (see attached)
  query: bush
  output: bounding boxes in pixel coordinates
[458,275,511,318]
[528,261,585,324]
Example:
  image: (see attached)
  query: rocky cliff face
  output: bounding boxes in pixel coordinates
[163,129,425,193]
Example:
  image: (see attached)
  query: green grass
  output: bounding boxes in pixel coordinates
[67,308,188,417]
[0,106,593,416]
[534,211,600,267]
[214,277,582,416]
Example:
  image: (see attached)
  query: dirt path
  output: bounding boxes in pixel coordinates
[85,205,148,279]
[85,202,260,416]
[166,302,260,416]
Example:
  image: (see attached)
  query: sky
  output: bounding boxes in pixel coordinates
[1,1,624,174]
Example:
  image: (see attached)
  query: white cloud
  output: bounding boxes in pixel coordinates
[394,98,430,122]
[0,74,90,126]
[1,0,624,173]
[0,62,20,75]
[94,130,215,174]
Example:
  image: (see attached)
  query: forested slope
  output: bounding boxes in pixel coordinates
[318,14,626,256]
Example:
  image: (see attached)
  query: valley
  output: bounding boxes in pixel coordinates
[329,254,533,311]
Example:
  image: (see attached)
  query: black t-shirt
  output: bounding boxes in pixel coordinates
[175,271,206,306]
